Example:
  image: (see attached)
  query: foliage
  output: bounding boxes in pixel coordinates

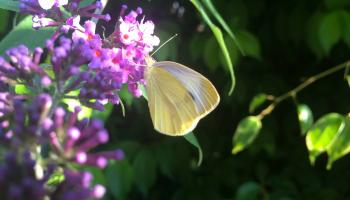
[1,0,350,199]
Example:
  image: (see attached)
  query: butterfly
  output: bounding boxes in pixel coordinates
[144,56,220,136]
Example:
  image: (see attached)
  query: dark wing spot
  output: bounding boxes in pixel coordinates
[188,91,196,101]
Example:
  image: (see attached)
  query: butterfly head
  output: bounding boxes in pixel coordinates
[145,56,156,68]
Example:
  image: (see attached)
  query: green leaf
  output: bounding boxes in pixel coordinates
[46,170,65,187]
[0,16,55,55]
[236,30,261,60]
[204,36,220,71]
[305,113,344,165]
[190,0,236,95]
[235,181,262,200]
[184,132,203,166]
[327,116,350,169]
[318,11,342,55]
[0,0,19,12]
[201,0,245,55]
[347,75,350,87]
[232,116,262,154]
[14,84,30,95]
[0,9,10,33]
[132,149,157,196]
[79,0,96,7]
[324,0,350,9]
[297,104,314,135]
[62,91,93,120]
[106,160,133,200]
[92,103,114,122]
[249,93,267,113]
[83,166,106,186]
[342,12,350,47]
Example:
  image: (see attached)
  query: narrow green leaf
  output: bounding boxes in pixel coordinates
[184,132,203,166]
[190,0,236,95]
[297,104,314,135]
[201,0,244,55]
[327,116,350,169]
[232,116,262,154]
[306,113,344,165]
[318,11,342,55]
[0,16,55,55]
[132,149,157,196]
[249,93,267,113]
[0,0,19,12]
[106,160,133,200]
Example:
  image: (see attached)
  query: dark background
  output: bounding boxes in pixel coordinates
[2,0,350,199]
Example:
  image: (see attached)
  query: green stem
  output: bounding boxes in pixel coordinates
[258,60,350,118]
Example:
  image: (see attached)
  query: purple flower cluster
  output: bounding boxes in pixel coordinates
[0,152,46,200]
[48,107,124,168]
[1,0,160,199]
[0,45,51,88]
[50,170,106,200]
[19,0,110,30]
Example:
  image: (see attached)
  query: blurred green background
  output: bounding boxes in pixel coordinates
[2,0,350,199]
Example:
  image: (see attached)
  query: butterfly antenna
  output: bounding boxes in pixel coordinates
[150,33,178,57]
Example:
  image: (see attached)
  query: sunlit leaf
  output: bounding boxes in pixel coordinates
[347,75,350,87]
[327,116,350,169]
[297,104,314,135]
[62,91,93,120]
[201,0,244,54]
[14,84,30,95]
[46,170,65,187]
[0,16,55,55]
[190,0,236,95]
[249,93,267,113]
[132,149,157,196]
[306,113,344,165]
[106,160,133,200]
[0,0,19,12]
[184,132,203,166]
[232,116,262,154]
[318,11,342,55]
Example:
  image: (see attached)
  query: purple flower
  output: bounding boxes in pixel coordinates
[0,45,52,88]
[46,107,124,168]
[51,170,106,200]
[0,151,46,200]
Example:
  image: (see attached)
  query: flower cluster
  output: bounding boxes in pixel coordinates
[0,152,46,200]
[50,170,106,200]
[1,0,160,199]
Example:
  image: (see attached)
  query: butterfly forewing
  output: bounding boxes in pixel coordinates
[152,61,220,116]
[146,61,220,136]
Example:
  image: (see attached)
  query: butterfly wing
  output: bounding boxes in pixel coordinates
[146,61,220,136]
